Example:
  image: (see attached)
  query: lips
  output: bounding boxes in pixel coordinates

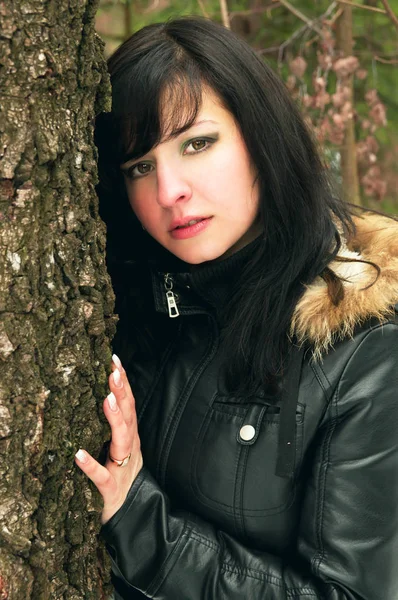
[169,216,211,231]
[175,219,204,229]
[169,216,213,240]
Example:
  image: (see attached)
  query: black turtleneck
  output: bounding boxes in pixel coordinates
[187,235,263,308]
[149,234,264,312]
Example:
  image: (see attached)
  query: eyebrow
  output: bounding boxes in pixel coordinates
[189,119,218,127]
[120,119,219,168]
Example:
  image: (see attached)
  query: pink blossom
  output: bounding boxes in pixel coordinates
[341,101,353,121]
[366,136,380,154]
[365,89,378,106]
[320,29,335,52]
[361,166,387,200]
[329,129,345,145]
[332,113,345,127]
[302,94,314,108]
[370,103,387,126]
[314,92,331,109]
[314,76,326,92]
[332,85,350,108]
[289,56,307,78]
[333,56,359,78]
[286,75,296,91]
[317,51,333,71]
[356,69,368,80]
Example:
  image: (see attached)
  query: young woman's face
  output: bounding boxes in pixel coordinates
[121,88,260,264]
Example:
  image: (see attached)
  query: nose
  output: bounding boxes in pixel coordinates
[156,161,192,208]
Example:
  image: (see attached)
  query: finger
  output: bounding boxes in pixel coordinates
[75,448,116,502]
[109,358,136,426]
[108,369,136,429]
[111,354,134,397]
[103,393,133,462]
[111,353,124,373]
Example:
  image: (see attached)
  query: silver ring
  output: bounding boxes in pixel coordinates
[109,452,131,467]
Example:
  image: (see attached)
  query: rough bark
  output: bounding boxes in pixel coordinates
[335,5,361,205]
[0,1,115,598]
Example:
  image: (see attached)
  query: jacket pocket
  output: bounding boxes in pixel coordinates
[191,395,304,516]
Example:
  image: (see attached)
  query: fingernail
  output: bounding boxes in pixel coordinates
[112,354,124,372]
[75,449,88,463]
[113,368,123,388]
[107,391,118,411]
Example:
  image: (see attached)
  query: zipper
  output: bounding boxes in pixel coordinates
[164,273,180,318]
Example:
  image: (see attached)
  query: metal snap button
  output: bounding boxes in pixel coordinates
[239,424,256,441]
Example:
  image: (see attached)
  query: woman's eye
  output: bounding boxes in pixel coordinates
[184,138,213,154]
[126,162,153,179]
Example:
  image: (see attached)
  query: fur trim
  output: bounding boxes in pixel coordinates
[291,213,398,357]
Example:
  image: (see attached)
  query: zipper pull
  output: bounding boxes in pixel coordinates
[164,273,180,318]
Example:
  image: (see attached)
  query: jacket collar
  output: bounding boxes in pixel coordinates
[291,213,398,356]
[151,213,398,352]
[151,235,262,317]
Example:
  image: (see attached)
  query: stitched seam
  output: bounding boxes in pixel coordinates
[190,530,220,550]
[317,361,331,388]
[188,533,281,586]
[189,532,319,596]
[222,564,283,586]
[222,563,319,595]
[146,523,192,596]
[190,405,303,514]
[190,425,301,515]
[137,330,181,422]
[158,316,218,486]
[309,363,328,396]
[234,444,248,538]
[312,410,337,576]
[309,362,331,403]
[312,324,397,578]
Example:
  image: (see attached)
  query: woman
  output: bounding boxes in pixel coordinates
[75,17,398,599]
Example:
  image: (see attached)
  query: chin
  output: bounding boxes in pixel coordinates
[174,245,228,265]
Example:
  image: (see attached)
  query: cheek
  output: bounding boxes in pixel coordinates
[211,154,258,214]
[126,184,153,222]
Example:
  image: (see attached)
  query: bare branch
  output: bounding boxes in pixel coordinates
[336,0,386,14]
[230,3,281,17]
[219,0,230,29]
[380,0,398,30]
[277,0,323,35]
[330,6,344,24]
[259,2,337,64]
[197,0,210,18]
[375,55,398,64]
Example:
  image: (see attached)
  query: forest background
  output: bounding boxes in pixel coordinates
[97,0,398,212]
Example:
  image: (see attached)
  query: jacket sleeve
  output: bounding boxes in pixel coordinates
[101,323,398,599]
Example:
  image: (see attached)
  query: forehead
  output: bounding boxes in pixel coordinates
[118,82,233,165]
[158,85,229,140]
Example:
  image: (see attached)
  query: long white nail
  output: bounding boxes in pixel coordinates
[75,449,88,463]
[112,354,123,371]
[107,392,118,411]
[113,369,123,388]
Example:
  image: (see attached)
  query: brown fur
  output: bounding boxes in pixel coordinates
[291,213,398,357]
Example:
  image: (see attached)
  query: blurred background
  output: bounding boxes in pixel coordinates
[95,1,398,212]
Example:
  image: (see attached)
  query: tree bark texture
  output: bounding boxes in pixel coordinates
[335,5,361,205]
[0,1,115,598]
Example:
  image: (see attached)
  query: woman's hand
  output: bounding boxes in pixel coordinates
[75,355,143,524]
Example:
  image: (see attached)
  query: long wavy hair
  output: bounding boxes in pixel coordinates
[96,17,356,394]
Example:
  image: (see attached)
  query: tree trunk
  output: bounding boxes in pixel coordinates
[0,1,115,598]
[335,5,361,205]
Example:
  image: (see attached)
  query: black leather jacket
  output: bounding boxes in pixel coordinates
[102,214,398,599]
